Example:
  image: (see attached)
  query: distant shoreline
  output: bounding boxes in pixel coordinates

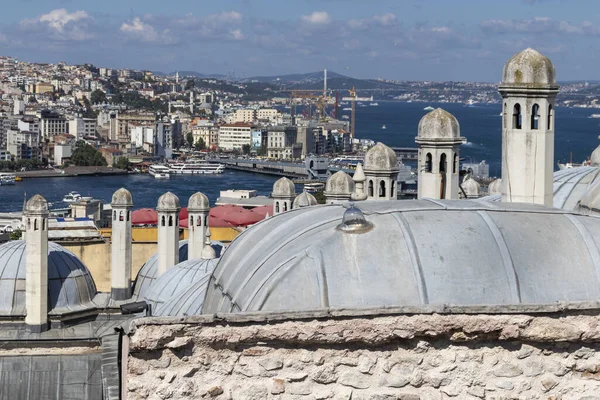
[13,166,128,179]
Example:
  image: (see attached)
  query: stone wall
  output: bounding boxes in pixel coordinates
[126,309,600,399]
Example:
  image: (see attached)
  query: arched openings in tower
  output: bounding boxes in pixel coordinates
[548,104,553,130]
[283,202,288,212]
[503,102,507,126]
[161,216,165,227]
[113,211,116,221]
[391,181,395,198]
[368,180,374,197]
[34,219,38,231]
[168,216,173,227]
[275,202,280,213]
[127,211,130,222]
[513,103,522,129]
[453,153,457,174]
[439,153,447,200]
[531,104,540,130]
[425,153,432,173]
[119,211,124,221]
[379,180,386,198]
[27,218,31,230]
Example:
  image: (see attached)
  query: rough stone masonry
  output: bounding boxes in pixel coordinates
[126,306,600,399]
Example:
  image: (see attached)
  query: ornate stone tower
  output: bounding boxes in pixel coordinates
[157,192,181,276]
[292,191,318,208]
[499,48,559,206]
[110,188,133,300]
[363,142,399,200]
[24,194,49,332]
[324,171,355,204]
[187,192,209,260]
[416,108,465,200]
[351,163,368,201]
[272,177,296,215]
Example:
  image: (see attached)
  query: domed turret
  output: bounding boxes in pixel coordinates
[272,177,296,215]
[111,188,133,207]
[488,178,502,195]
[417,108,462,141]
[187,192,210,260]
[293,191,318,208]
[325,171,355,204]
[501,48,556,87]
[157,191,180,212]
[188,192,209,212]
[25,194,48,214]
[364,142,398,172]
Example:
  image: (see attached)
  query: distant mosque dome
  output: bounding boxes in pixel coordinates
[111,188,133,206]
[364,142,398,172]
[417,108,462,140]
[293,191,318,208]
[0,241,97,317]
[187,192,209,212]
[157,191,180,211]
[154,273,213,317]
[325,171,355,196]
[501,48,556,86]
[272,177,296,197]
[488,179,502,195]
[142,258,218,311]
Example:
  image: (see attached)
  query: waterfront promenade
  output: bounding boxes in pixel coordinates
[15,166,128,179]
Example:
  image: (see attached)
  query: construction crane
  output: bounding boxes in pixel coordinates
[348,86,356,140]
[285,69,333,122]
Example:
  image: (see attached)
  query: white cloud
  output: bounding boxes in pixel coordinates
[19,8,94,41]
[120,17,159,42]
[229,29,244,41]
[38,9,90,32]
[216,11,242,22]
[480,17,600,36]
[301,11,331,25]
[373,13,397,26]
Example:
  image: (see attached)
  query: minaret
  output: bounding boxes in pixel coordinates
[24,194,49,332]
[324,171,355,204]
[351,163,368,201]
[157,192,181,276]
[272,177,296,215]
[499,48,559,206]
[201,228,217,260]
[415,108,465,200]
[110,188,133,300]
[363,142,399,200]
[187,192,209,260]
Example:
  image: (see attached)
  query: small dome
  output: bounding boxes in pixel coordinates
[157,192,180,212]
[488,179,502,195]
[501,48,556,86]
[463,177,481,198]
[154,274,212,317]
[111,188,133,207]
[325,171,355,196]
[25,194,48,214]
[336,204,373,234]
[417,108,461,140]
[364,143,398,172]
[201,243,217,259]
[591,137,600,166]
[293,191,318,208]
[353,163,366,182]
[133,240,225,299]
[143,258,218,311]
[0,241,97,317]
[188,192,209,212]
[272,177,296,197]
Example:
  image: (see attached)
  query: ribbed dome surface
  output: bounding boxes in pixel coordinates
[293,191,318,208]
[154,274,212,317]
[0,241,97,316]
[111,188,133,206]
[272,177,296,197]
[501,48,556,86]
[325,171,355,196]
[364,143,398,172]
[188,192,209,212]
[417,108,461,140]
[157,192,180,212]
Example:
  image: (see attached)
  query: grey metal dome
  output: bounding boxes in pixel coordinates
[143,258,218,311]
[501,48,556,86]
[188,192,209,212]
[488,178,502,195]
[202,200,600,313]
[157,191,180,212]
[133,240,224,300]
[0,241,97,317]
[154,273,212,317]
[272,177,296,198]
[483,166,600,211]
[111,188,133,207]
[591,138,600,166]
[364,143,398,172]
[417,108,463,141]
[325,171,355,196]
[293,191,318,208]
[25,194,48,214]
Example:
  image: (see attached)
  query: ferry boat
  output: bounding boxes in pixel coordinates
[342,107,352,111]
[370,102,379,106]
[0,173,16,185]
[424,106,435,111]
[63,191,82,203]
[590,114,600,119]
[381,125,387,130]
[169,160,225,175]
[149,164,171,179]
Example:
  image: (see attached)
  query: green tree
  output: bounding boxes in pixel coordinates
[186,132,194,148]
[90,89,107,104]
[194,138,206,151]
[71,141,108,166]
[9,229,22,241]
[185,79,195,91]
[242,144,251,155]
[113,156,130,170]
[313,191,327,204]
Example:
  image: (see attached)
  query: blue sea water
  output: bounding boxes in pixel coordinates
[0,101,599,212]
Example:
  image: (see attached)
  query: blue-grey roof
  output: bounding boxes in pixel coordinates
[132,240,224,300]
[202,199,600,313]
[153,273,212,317]
[0,240,97,317]
[482,166,600,210]
[143,258,218,311]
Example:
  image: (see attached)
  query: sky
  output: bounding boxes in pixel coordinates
[0,0,598,82]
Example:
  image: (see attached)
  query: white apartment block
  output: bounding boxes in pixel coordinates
[256,108,281,123]
[232,109,256,123]
[218,123,253,150]
[130,125,155,149]
[39,111,67,139]
[68,118,97,140]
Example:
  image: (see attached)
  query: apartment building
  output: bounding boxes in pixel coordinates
[7,130,40,160]
[218,123,253,150]
[267,126,301,160]
[39,110,67,139]
[68,118,97,140]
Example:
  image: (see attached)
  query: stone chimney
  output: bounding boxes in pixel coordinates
[156,192,181,276]
[110,188,133,300]
[187,192,209,260]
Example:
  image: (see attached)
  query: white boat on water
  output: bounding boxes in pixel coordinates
[169,160,225,174]
[370,102,379,106]
[149,164,171,179]
[342,107,352,111]
[381,125,387,129]
[0,173,16,186]
[63,191,82,203]
[424,106,435,111]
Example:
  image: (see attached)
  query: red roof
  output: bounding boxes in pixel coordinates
[250,205,273,217]
[131,208,158,225]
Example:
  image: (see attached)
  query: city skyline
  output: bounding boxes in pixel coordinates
[0,0,599,82]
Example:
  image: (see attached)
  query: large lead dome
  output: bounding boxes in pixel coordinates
[0,240,97,316]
